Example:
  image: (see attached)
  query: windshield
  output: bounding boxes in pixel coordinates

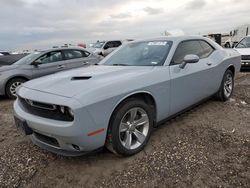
[235,37,250,48]
[93,42,105,48]
[14,52,42,65]
[102,41,172,66]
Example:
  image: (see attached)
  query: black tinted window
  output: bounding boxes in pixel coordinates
[104,42,114,49]
[37,51,62,64]
[64,50,84,60]
[199,41,214,58]
[172,40,214,65]
[104,41,122,49]
[82,51,90,57]
[172,41,203,65]
[113,41,122,47]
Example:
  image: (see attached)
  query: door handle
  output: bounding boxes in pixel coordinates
[57,65,65,69]
[207,62,212,66]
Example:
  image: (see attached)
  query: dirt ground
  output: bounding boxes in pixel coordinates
[0,72,249,188]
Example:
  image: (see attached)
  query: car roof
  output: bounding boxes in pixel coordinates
[133,35,208,43]
[130,35,221,49]
[42,47,91,53]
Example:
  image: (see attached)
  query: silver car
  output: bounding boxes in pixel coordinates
[0,48,100,99]
[14,36,241,156]
[88,40,122,56]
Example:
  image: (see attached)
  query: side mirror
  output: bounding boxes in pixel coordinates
[31,61,42,67]
[179,54,199,69]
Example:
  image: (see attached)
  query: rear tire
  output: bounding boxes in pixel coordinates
[6,78,26,99]
[106,98,154,156]
[215,69,234,101]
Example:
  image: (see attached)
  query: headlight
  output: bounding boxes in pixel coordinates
[68,108,74,117]
[59,106,74,120]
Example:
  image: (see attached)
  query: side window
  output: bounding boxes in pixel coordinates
[63,50,83,60]
[172,41,203,65]
[82,50,90,57]
[199,41,214,58]
[37,51,62,64]
[104,42,113,49]
[113,41,122,47]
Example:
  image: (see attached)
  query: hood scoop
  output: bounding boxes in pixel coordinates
[71,76,92,80]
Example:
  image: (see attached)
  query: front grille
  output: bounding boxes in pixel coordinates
[241,55,250,60]
[34,132,59,147]
[19,97,73,122]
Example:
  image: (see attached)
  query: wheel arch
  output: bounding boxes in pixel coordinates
[109,91,157,129]
[227,65,235,76]
[5,75,29,93]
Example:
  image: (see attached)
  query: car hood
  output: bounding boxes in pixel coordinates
[234,48,250,55]
[23,65,154,98]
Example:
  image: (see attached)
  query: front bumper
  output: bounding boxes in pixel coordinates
[13,87,107,156]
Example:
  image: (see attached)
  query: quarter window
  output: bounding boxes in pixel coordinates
[199,41,214,58]
[63,50,88,60]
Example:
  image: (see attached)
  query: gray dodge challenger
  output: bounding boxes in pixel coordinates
[13,36,241,156]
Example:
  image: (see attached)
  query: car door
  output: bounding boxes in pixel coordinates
[169,40,216,115]
[62,49,92,69]
[31,50,66,78]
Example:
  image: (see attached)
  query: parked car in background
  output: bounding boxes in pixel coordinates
[234,36,250,70]
[224,24,250,48]
[13,36,241,157]
[0,54,28,66]
[0,51,10,56]
[205,33,231,48]
[0,48,100,99]
[88,40,122,56]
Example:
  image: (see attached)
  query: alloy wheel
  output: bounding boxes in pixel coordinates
[119,107,149,150]
[10,81,22,97]
[224,73,233,98]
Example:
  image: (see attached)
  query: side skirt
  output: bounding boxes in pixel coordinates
[156,95,215,127]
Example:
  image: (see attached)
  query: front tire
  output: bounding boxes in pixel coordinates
[215,69,234,101]
[106,98,154,156]
[6,78,26,99]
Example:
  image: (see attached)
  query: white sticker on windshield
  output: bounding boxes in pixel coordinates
[148,42,168,46]
[151,62,158,65]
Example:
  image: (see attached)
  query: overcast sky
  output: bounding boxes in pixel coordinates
[1,0,250,51]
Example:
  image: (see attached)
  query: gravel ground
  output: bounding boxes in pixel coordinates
[0,72,249,188]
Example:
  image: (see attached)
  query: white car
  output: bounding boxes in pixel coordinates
[87,40,122,57]
[234,36,250,70]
